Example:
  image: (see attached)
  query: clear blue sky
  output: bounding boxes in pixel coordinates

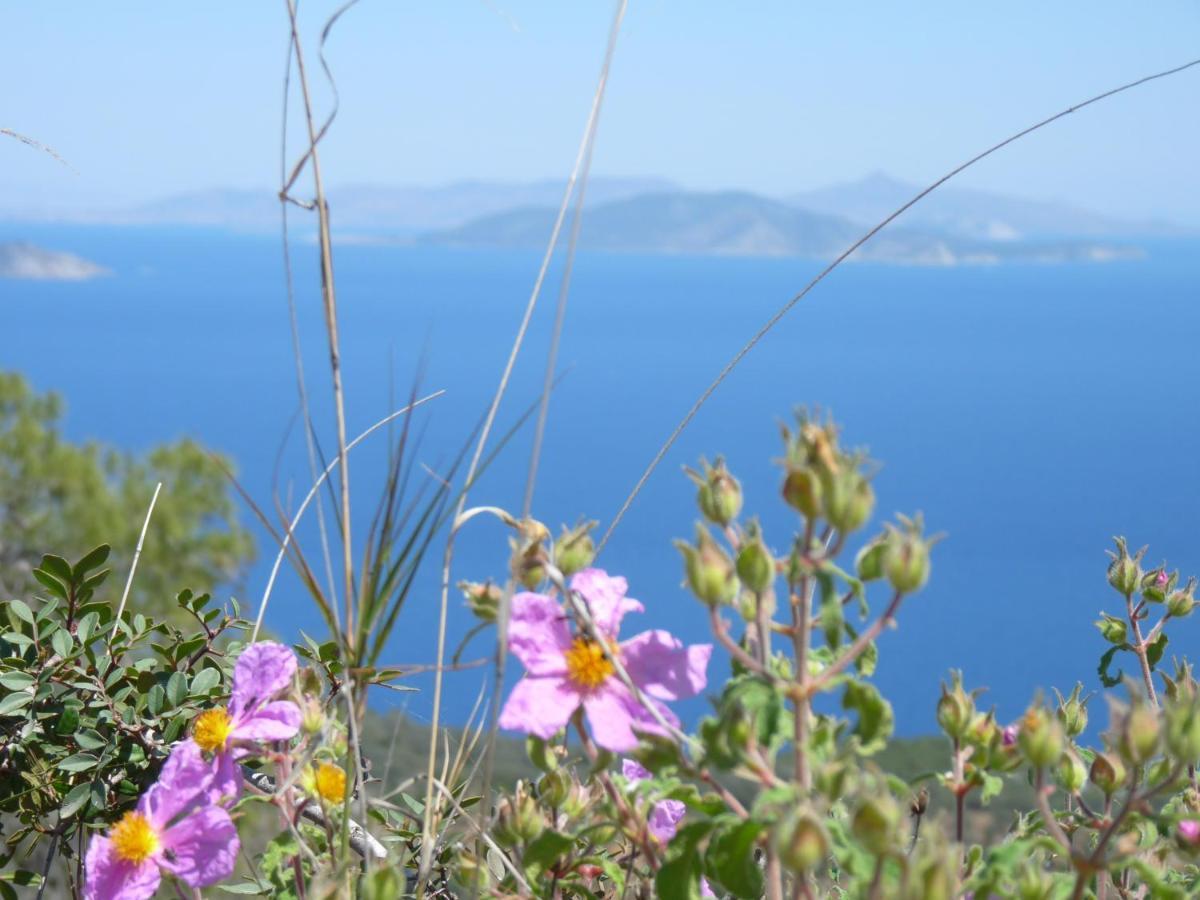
[3,2,1198,221]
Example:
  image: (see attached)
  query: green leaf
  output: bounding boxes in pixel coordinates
[190,667,222,695]
[841,679,894,755]
[0,671,34,691]
[60,781,93,819]
[656,851,704,900]
[76,611,100,643]
[1147,632,1169,669]
[31,568,68,600]
[218,883,270,895]
[0,692,32,715]
[74,545,111,578]
[7,600,34,626]
[705,819,765,898]
[51,628,73,658]
[58,753,100,773]
[166,671,188,707]
[75,729,106,751]
[39,554,73,585]
[522,829,574,880]
[146,684,165,715]
[1098,645,1126,688]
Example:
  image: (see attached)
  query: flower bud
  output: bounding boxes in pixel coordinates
[1094,613,1127,646]
[1166,695,1200,762]
[554,522,597,578]
[855,539,886,582]
[1106,537,1145,596]
[1056,751,1087,794]
[1116,703,1161,765]
[1089,751,1127,796]
[301,695,324,736]
[851,794,899,855]
[1168,577,1197,619]
[1002,725,1018,747]
[687,456,743,526]
[1179,820,1200,851]
[822,468,874,535]
[736,526,775,595]
[460,580,502,623]
[1017,705,1063,769]
[815,762,850,803]
[782,465,823,520]
[509,519,550,590]
[1053,684,1090,738]
[1142,566,1173,603]
[882,515,933,595]
[774,810,829,873]
[912,851,957,900]
[676,525,738,607]
[526,735,558,773]
[936,673,975,741]
[537,769,570,808]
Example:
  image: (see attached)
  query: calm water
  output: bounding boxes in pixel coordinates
[3,223,1199,735]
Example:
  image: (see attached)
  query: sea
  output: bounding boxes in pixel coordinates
[3,222,1199,738]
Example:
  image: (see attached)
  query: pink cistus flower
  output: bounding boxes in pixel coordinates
[499,568,711,752]
[622,759,686,843]
[84,741,239,900]
[1179,819,1200,845]
[191,641,302,801]
[1002,725,1018,747]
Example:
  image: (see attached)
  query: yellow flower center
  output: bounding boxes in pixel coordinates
[564,637,614,690]
[110,811,160,864]
[315,762,347,803]
[193,708,234,753]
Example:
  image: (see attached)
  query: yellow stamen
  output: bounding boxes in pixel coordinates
[193,708,234,753]
[564,637,615,690]
[110,811,160,864]
[315,762,347,803]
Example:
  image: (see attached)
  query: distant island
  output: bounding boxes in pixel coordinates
[0,242,109,281]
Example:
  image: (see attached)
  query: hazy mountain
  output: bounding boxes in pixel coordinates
[15,177,679,233]
[417,190,1144,265]
[0,242,109,281]
[787,172,1183,241]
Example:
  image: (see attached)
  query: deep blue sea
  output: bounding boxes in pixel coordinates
[3,223,1199,738]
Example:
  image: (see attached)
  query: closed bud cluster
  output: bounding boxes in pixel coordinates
[1141,565,1175,603]
[1115,701,1161,765]
[936,672,976,741]
[1094,613,1127,646]
[773,809,829,873]
[1106,537,1146,596]
[882,514,934,595]
[1168,577,1197,619]
[1056,751,1087,794]
[1089,751,1127,796]
[1017,704,1064,769]
[676,525,738,607]
[735,521,775,594]
[1053,684,1090,738]
[459,580,502,623]
[686,456,743,526]
[553,521,597,577]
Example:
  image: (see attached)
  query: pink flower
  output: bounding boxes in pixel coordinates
[621,757,686,843]
[1180,819,1200,845]
[1002,725,1018,747]
[499,569,711,752]
[1156,570,1169,588]
[191,641,302,802]
[84,742,239,900]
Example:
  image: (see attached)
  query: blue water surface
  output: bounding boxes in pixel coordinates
[2,223,1198,737]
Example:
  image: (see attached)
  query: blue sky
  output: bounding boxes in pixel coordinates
[2,2,1199,221]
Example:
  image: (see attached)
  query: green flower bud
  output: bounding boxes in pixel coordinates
[554,521,597,578]
[912,851,956,900]
[1106,537,1145,596]
[1141,566,1174,603]
[509,519,550,590]
[851,794,900,855]
[686,456,743,526]
[675,525,738,606]
[1094,613,1127,646]
[782,465,823,520]
[855,539,886,582]
[301,695,324,736]
[1089,751,1127,796]
[822,469,875,534]
[1017,705,1064,769]
[1053,683,1090,738]
[514,789,545,842]
[537,769,570,808]
[882,514,934,595]
[814,762,850,804]
[459,579,502,623]
[526,735,558,773]
[736,526,775,594]
[560,781,592,820]
[936,672,976,741]
[1056,751,1087,794]
[1166,695,1200,762]
[774,810,829,873]
[1117,703,1161,765]
[1168,577,1197,619]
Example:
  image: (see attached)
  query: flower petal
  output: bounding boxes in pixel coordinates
[620,631,711,701]
[649,799,686,844]
[570,569,643,637]
[84,835,161,900]
[207,750,243,807]
[498,676,580,739]
[231,700,302,743]
[160,805,240,888]
[582,682,679,752]
[621,758,651,784]
[138,740,213,828]
[508,592,572,676]
[230,641,297,717]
